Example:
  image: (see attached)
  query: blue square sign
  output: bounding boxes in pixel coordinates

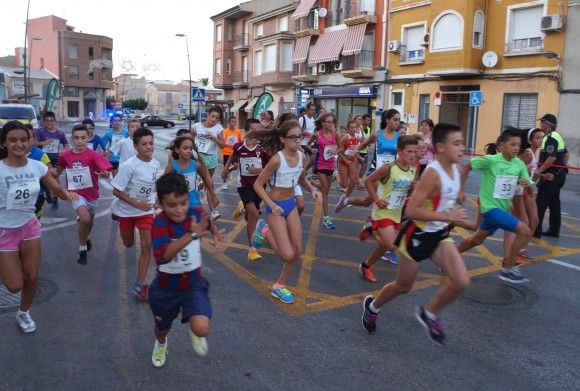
[469,91,483,107]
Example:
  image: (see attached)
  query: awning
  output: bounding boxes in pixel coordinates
[231,99,247,111]
[293,36,312,64]
[308,28,348,64]
[245,97,259,113]
[342,23,367,56]
[292,0,317,20]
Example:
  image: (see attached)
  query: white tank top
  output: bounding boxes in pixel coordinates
[272,151,303,188]
[525,148,537,176]
[419,160,460,232]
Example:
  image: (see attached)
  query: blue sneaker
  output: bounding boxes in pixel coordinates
[271,286,295,304]
[499,266,529,283]
[323,217,336,229]
[381,251,398,265]
[251,219,268,249]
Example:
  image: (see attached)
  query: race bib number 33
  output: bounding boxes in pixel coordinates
[493,175,518,199]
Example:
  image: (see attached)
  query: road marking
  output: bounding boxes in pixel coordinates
[41,208,112,232]
[546,258,580,271]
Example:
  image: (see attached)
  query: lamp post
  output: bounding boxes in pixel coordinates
[175,33,193,129]
[23,0,31,102]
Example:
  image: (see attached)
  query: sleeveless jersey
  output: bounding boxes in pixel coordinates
[315,130,337,170]
[342,134,360,161]
[234,141,269,188]
[172,160,200,207]
[271,151,303,189]
[372,163,416,223]
[374,130,400,167]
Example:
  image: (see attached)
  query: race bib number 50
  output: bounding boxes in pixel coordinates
[129,179,154,200]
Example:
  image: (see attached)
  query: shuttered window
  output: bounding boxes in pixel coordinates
[501,93,538,129]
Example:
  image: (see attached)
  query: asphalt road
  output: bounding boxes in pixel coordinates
[1,123,578,390]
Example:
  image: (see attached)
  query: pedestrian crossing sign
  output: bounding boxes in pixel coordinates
[192,88,206,102]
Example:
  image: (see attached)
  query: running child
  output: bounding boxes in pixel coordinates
[220,116,243,190]
[111,127,160,300]
[361,123,470,345]
[57,124,112,265]
[166,128,194,166]
[335,119,365,213]
[103,113,129,176]
[109,118,140,164]
[82,118,107,153]
[0,121,77,333]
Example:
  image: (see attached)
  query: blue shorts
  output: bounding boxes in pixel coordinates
[479,208,519,235]
[265,197,296,218]
[148,273,211,331]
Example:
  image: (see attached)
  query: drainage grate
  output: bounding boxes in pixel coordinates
[461,280,537,308]
[0,279,58,313]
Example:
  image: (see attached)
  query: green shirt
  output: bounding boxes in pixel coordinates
[470,154,530,213]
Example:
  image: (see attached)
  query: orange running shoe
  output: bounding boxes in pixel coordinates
[359,264,377,282]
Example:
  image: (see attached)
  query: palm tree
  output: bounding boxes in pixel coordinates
[198,77,209,86]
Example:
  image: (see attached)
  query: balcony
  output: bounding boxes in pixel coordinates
[294,10,320,37]
[399,45,425,65]
[232,70,249,87]
[292,63,319,82]
[233,34,249,51]
[341,50,374,78]
[505,37,544,55]
[343,0,377,26]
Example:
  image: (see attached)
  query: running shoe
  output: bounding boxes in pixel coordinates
[152,340,168,368]
[86,239,92,252]
[189,329,208,357]
[220,183,228,190]
[77,250,88,266]
[381,251,399,265]
[334,194,349,213]
[516,248,536,263]
[132,283,149,301]
[210,210,222,221]
[499,266,529,283]
[251,219,269,249]
[271,286,295,304]
[16,310,36,333]
[359,264,377,283]
[361,295,378,334]
[323,217,336,229]
[415,306,446,345]
[247,249,262,262]
[232,200,244,220]
[358,222,373,241]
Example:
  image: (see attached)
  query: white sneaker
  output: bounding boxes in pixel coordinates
[189,329,208,357]
[17,310,36,333]
[220,183,228,190]
[210,210,221,221]
[151,339,168,368]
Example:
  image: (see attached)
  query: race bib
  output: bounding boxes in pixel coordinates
[387,189,407,210]
[196,137,212,154]
[240,157,262,176]
[183,172,197,193]
[275,170,301,188]
[66,166,93,190]
[226,135,237,146]
[111,135,123,145]
[129,178,154,200]
[323,145,337,160]
[493,175,518,199]
[376,154,395,167]
[6,179,40,211]
[158,238,201,274]
[42,139,60,154]
[345,148,356,157]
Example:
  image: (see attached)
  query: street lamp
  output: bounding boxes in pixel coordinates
[23,0,31,102]
[175,33,193,129]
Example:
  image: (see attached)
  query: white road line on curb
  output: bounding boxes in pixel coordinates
[41,208,112,232]
[546,258,580,272]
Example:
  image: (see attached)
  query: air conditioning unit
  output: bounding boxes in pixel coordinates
[541,14,564,32]
[387,40,401,53]
[334,62,343,71]
[318,63,327,73]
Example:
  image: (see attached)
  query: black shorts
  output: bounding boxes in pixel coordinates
[314,169,334,177]
[110,161,119,169]
[394,220,453,262]
[237,187,262,209]
[222,155,231,166]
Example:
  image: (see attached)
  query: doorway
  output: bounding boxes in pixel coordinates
[438,86,479,152]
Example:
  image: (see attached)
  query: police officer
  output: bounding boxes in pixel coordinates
[534,113,567,238]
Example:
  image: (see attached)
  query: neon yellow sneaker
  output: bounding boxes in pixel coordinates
[151,340,167,368]
[247,248,262,262]
[189,329,208,357]
[232,200,244,220]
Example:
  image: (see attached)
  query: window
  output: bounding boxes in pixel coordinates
[419,94,430,122]
[264,44,277,72]
[216,25,222,42]
[253,50,263,75]
[280,43,293,71]
[507,5,543,53]
[473,11,485,48]
[502,93,538,129]
[64,87,79,97]
[255,23,264,38]
[327,0,344,27]
[68,45,78,59]
[68,65,79,79]
[390,90,404,115]
[431,11,464,51]
[227,23,233,41]
[67,101,79,117]
[102,48,112,60]
[215,59,222,76]
[279,15,289,32]
[165,93,172,105]
[226,59,232,75]
[401,24,425,63]
[88,47,94,61]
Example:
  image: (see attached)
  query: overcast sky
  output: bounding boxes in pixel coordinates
[3,0,241,84]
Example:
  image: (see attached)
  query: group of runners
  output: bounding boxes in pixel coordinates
[0,104,562,367]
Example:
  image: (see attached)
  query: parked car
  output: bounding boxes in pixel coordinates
[0,104,39,128]
[139,115,175,128]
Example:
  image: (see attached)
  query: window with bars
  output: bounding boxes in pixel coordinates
[501,93,538,129]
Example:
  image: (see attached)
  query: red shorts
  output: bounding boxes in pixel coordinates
[117,214,154,231]
[371,218,401,231]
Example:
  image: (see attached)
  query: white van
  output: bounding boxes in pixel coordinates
[0,104,39,128]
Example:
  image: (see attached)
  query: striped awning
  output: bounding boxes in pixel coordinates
[231,99,247,111]
[342,23,368,56]
[292,0,317,20]
[293,36,312,64]
[308,28,348,64]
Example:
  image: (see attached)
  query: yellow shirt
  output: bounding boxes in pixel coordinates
[372,163,415,223]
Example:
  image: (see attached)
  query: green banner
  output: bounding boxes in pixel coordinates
[252,92,273,119]
[45,78,59,112]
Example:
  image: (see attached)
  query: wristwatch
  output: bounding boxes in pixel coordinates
[190,232,198,240]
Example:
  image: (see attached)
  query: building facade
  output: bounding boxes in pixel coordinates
[386,0,565,153]
[27,15,113,120]
[114,73,147,102]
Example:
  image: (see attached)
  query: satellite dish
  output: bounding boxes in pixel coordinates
[318,7,328,17]
[482,51,498,68]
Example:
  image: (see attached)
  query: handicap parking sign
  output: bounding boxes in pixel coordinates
[469,91,483,107]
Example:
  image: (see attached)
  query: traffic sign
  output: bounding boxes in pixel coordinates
[469,91,483,107]
[192,88,206,102]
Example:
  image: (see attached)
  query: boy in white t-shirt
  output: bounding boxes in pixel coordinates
[110,119,139,165]
[111,127,160,300]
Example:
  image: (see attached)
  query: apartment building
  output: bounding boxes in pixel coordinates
[146,81,225,117]
[386,0,565,153]
[27,15,113,120]
[211,0,296,126]
[292,0,387,126]
[114,73,147,102]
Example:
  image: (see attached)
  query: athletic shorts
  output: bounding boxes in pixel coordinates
[339,157,356,167]
[72,195,98,215]
[371,218,401,231]
[237,187,261,209]
[200,152,218,170]
[479,208,519,235]
[222,154,231,166]
[117,214,154,231]
[315,168,334,177]
[395,220,453,262]
[110,161,119,170]
[0,218,41,252]
[265,197,297,218]
[148,272,211,332]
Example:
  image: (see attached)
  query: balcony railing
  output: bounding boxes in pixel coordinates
[342,50,374,70]
[343,0,376,19]
[506,37,543,53]
[294,10,320,32]
[399,45,425,64]
[292,63,319,81]
[234,70,249,84]
[233,34,249,50]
